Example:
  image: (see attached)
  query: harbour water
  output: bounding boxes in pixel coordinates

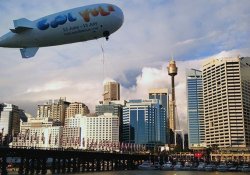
[7,170,250,175]
[57,171,250,175]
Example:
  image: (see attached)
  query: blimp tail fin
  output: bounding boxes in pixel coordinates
[10,18,34,33]
[20,47,39,59]
[11,27,33,33]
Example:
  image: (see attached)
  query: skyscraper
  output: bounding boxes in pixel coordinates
[95,101,124,117]
[103,81,120,103]
[123,99,166,148]
[51,97,70,126]
[186,69,205,149]
[63,113,119,150]
[95,101,124,142]
[0,103,21,137]
[202,57,250,148]
[66,102,89,118]
[149,88,169,144]
[37,103,51,119]
[37,97,70,126]
[149,88,168,111]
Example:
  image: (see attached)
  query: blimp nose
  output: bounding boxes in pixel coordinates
[103,4,124,40]
[114,6,124,28]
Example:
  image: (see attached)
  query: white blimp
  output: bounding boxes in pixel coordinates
[0,3,124,58]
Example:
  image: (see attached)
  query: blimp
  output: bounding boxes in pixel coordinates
[0,3,124,58]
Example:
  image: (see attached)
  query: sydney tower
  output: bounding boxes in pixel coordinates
[167,59,178,144]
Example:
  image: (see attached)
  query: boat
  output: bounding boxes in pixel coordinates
[154,162,161,169]
[161,161,173,170]
[241,164,250,172]
[182,161,193,171]
[173,162,183,170]
[217,164,228,172]
[228,165,238,172]
[205,164,216,171]
[138,161,158,170]
[197,162,206,171]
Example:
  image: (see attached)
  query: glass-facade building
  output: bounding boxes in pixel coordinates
[122,99,166,148]
[186,69,205,148]
[149,88,169,144]
[95,103,123,117]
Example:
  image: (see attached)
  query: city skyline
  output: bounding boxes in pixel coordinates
[0,0,250,131]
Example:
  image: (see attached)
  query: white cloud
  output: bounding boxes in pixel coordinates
[26,81,70,93]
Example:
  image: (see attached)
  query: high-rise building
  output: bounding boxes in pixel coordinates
[103,81,120,103]
[123,99,166,148]
[149,88,168,112]
[63,115,85,149]
[149,88,169,144]
[51,97,70,126]
[95,101,124,142]
[37,97,70,126]
[66,102,89,118]
[186,69,205,149]
[0,103,21,138]
[63,113,119,150]
[202,57,250,148]
[0,104,3,113]
[85,113,119,149]
[95,101,124,117]
[37,103,51,119]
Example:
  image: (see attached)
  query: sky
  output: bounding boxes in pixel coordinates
[0,0,250,131]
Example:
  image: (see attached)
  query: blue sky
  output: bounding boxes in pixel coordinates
[0,0,250,129]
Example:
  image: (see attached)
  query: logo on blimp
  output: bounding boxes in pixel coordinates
[79,5,115,22]
[37,13,77,30]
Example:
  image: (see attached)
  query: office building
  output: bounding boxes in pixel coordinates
[149,88,168,112]
[103,81,120,103]
[0,103,21,138]
[37,97,70,126]
[66,102,89,118]
[186,69,205,149]
[96,101,124,116]
[50,97,70,125]
[123,99,167,148]
[149,88,169,144]
[202,57,250,148]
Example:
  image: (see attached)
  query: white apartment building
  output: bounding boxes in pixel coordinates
[63,113,119,150]
[62,115,86,149]
[85,113,119,150]
[12,118,63,148]
[202,57,250,148]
